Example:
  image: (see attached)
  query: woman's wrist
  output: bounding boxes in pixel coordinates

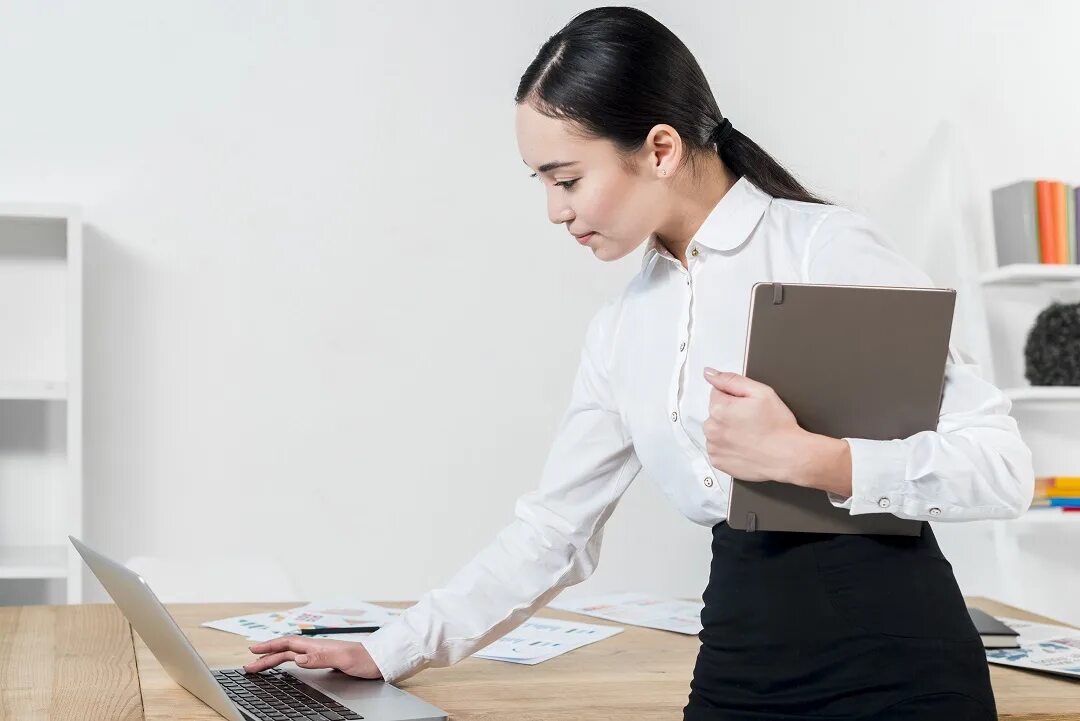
[782,431,853,497]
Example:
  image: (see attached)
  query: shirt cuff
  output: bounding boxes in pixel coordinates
[358,618,427,685]
[826,437,909,515]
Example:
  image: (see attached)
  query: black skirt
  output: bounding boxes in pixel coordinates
[683,520,998,721]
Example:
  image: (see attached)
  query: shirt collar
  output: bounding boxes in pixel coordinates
[640,175,773,271]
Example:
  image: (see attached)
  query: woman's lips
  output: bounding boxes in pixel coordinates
[576,232,595,245]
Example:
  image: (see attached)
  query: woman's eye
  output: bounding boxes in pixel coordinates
[555,179,579,190]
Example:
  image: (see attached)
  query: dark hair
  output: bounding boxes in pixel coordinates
[515,6,830,205]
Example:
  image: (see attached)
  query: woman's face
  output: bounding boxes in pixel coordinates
[516,102,672,262]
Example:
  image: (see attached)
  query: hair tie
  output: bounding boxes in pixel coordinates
[711,117,734,148]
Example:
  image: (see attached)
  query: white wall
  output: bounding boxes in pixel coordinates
[0,1,1077,621]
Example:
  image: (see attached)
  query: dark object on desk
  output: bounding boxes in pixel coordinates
[726,282,955,536]
[968,606,1021,649]
[1024,301,1080,386]
[297,625,380,636]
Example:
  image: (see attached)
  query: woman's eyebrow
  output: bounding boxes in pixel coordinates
[523,159,580,175]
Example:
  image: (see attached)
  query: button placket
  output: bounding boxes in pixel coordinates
[669,263,717,489]
[670,266,693,427]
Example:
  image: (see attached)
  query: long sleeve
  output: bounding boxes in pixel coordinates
[802,208,1035,521]
[360,299,642,684]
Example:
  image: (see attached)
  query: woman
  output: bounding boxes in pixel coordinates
[245,7,1033,719]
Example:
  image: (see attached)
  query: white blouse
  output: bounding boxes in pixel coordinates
[361,175,1035,683]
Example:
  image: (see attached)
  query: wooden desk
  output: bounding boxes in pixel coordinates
[1,596,1078,720]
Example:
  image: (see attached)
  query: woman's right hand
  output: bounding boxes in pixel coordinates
[243,636,383,679]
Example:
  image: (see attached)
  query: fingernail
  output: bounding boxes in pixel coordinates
[296,655,308,664]
[704,367,718,377]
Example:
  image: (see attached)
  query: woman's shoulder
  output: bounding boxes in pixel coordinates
[769,196,871,232]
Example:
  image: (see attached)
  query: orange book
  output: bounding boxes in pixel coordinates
[1036,180,1057,263]
[1051,477,1080,490]
[1054,181,1069,264]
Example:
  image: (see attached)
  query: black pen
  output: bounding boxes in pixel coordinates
[296,625,380,636]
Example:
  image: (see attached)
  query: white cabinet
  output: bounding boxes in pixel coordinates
[0,204,82,604]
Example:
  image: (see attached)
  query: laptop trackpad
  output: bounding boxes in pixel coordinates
[288,665,405,701]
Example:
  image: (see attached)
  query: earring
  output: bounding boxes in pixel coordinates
[661,169,667,176]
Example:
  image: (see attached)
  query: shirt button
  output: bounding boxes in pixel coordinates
[679,341,686,351]
[691,248,699,256]
[671,411,678,422]
[877,497,891,508]
[929,507,941,516]
[703,476,713,487]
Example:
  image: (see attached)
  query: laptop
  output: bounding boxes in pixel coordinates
[69,535,448,721]
[725,281,956,535]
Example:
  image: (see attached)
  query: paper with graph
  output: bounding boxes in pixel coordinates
[204,598,622,664]
[202,599,402,641]
[471,616,622,664]
[547,591,704,635]
[984,617,1080,679]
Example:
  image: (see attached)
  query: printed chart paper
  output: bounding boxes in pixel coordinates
[547,591,704,635]
[202,599,402,642]
[984,617,1080,679]
[204,600,622,664]
[472,616,623,665]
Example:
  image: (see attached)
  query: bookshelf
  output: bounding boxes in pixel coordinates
[975,260,1080,624]
[0,204,83,605]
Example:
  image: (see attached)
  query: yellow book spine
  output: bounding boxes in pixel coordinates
[1044,488,1080,498]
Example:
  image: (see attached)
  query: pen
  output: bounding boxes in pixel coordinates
[296,625,380,636]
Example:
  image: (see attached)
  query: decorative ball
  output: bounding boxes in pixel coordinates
[1024,301,1080,386]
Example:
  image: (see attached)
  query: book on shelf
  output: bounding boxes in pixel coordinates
[1030,476,1080,510]
[991,180,1079,265]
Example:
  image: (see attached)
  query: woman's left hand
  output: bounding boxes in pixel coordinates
[701,367,806,484]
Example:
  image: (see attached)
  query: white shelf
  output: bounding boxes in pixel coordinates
[0,205,82,603]
[1005,386,1080,403]
[0,545,68,579]
[1013,509,1080,524]
[980,263,1080,286]
[0,380,68,400]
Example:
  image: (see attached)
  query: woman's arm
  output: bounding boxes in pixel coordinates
[360,298,642,684]
[799,208,1036,522]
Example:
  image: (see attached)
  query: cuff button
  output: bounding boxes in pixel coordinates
[877,497,891,508]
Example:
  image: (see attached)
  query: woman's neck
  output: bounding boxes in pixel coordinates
[654,160,738,269]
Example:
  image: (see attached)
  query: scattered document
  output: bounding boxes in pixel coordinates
[202,599,403,642]
[984,617,1080,679]
[472,616,622,665]
[547,591,703,635]
[205,599,622,665]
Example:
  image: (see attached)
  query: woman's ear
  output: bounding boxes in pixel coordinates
[645,123,681,177]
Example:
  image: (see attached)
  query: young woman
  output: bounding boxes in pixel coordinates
[245,7,1033,719]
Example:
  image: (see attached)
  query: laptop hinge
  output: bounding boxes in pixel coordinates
[746,511,758,532]
[772,283,784,304]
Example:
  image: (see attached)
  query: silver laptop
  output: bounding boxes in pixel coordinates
[69,535,447,721]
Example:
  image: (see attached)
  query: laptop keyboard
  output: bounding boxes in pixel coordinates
[213,668,364,720]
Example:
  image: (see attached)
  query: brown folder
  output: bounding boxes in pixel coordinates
[725,282,956,535]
